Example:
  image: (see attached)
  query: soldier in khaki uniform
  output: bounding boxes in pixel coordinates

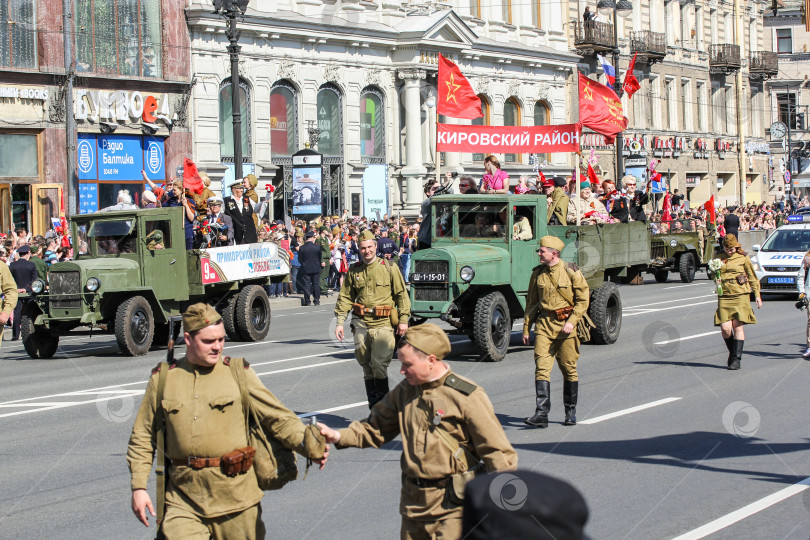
[522,236,589,428]
[542,177,569,225]
[715,234,762,370]
[319,324,518,540]
[127,304,329,539]
[335,230,410,407]
[315,226,332,295]
[0,262,18,344]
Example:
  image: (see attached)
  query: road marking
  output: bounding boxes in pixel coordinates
[251,350,353,367]
[624,300,717,317]
[663,283,708,290]
[579,397,681,425]
[254,359,354,377]
[671,477,810,540]
[625,295,716,309]
[299,401,368,418]
[655,331,720,345]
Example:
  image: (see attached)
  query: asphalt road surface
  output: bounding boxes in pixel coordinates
[2,276,810,539]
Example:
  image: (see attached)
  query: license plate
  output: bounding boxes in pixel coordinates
[411,273,447,282]
[767,277,795,284]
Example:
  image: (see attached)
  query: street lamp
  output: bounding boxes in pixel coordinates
[596,0,633,184]
[213,0,250,181]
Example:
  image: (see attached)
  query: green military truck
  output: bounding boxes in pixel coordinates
[648,219,715,283]
[410,194,649,361]
[22,207,289,359]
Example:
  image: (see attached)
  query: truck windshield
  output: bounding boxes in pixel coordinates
[89,220,137,255]
[760,229,810,252]
[76,224,89,257]
[434,203,454,238]
[458,203,507,239]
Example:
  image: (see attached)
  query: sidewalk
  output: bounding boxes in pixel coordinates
[267,290,339,310]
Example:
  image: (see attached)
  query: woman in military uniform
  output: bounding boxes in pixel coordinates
[715,234,762,370]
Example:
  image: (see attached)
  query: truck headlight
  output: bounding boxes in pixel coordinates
[31,279,45,294]
[86,277,101,292]
[670,239,678,248]
[460,266,475,283]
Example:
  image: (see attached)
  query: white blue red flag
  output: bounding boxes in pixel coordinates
[597,55,615,86]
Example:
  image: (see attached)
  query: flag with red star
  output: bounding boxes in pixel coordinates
[437,54,483,120]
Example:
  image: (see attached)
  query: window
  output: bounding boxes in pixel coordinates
[317,84,342,156]
[531,0,541,28]
[458,203,508,239]
[648,76,660,129]
[0,134,37,178]
[664,78,675,130]
[75,0,162,77]
[144,219,171,250]
[503,98,520,163]
[534,101,550,164]
[472,95,490,162]
[469,0,481,18]
[681,80,692,132]
[502,0,512,24]
[360,88,385,159]
[0,0,36,68]
[778,93,797,128]
[220,79,251,161]
[695,6,704,50]
[776,29,792,54]
[696,81,707,131]
[680,3,690,47]
[713,84,727,133]
[434,203,454,238]
[270,81,297,158]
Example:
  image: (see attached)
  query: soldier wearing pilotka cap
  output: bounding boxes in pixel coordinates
[319,323,517,540]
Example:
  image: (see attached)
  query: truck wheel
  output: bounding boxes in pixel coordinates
[221,294,240,341]
[21,314,59,359]
[588,282,622,345]
[653,270,669,283]
[115,296,154,356]
[235,285,271,342]
[679,253,696,283]
[473,291,511,362]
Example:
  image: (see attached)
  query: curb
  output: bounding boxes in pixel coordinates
[268,292,339,310]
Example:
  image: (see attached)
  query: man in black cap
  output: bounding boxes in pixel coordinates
[461,470,589,539]
[298,231,323,306]
[224,180,258,244]
[9,245,36,341]
[376,227,397,265]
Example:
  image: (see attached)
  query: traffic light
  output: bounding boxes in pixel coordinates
[797,113,806,131]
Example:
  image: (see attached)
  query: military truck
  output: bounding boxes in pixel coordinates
[22,207,289,359]
[409,194,649,361]
[647,219,715,283]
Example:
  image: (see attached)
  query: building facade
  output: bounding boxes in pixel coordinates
[571,0,775,208]
[186,0,581,217]
[0,0,192,234]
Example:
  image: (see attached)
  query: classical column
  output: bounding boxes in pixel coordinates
[443,116,461,173]
[399,69,427,209]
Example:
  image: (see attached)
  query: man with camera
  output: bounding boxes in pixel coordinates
[207,197,234,246]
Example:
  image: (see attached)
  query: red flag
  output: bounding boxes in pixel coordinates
[437,54,483,120]
[622,53,640,99]
[183,158,204,195]
[704,195,716,225]
[587,163,600,186]
[578,73,628,144]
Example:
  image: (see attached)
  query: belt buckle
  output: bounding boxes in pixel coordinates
[187,456,199,468]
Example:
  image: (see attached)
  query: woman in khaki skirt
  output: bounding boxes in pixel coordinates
[715,234,762,370]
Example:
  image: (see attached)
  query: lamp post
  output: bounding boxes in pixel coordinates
[597,0,632,184]
[213,0,250,181]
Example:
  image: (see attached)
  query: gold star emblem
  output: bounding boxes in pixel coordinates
[445,73,462,104]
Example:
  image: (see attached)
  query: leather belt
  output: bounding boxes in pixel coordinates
[171,457,221,469]
[405,475,449,488]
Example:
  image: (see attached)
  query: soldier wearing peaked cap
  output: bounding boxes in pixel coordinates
[319,323,518,540]
[127,303,329,539]
[522,236,590,429]
[334,229,411,408]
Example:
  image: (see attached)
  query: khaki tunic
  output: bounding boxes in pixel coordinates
[335,258,410,328]
[127,356,313,519]
[714,252,760,325]
[512,216,533,240]
[567,196,608,225]
[523,261,590,381]
[0,263,18,344]
[336,369,517,522]
[548,188,569,225]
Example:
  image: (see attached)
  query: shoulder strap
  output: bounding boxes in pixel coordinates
[552,263,577,307]
[423,407,481,471]
[444,374,477,396]
[227,357,252,443]
[154,362,169,527]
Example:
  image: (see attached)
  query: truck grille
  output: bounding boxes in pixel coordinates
[650,239,666,259]
[413,260,449,302]
[763,266,800,273]
[49,271,81,309]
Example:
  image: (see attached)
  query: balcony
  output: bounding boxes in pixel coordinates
[748,51,779,80]
[709,44,741,74]
[629,31,667,64]
[573,20,616,56]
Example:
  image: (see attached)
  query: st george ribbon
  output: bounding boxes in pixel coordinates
[437,123,581,154]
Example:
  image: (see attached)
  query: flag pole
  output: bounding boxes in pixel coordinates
[435,109,441,188]
[576,158,581,227]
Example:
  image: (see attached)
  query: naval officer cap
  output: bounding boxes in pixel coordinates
[402,323,451,360]
[539,235,565,253]
[183,303,222,333]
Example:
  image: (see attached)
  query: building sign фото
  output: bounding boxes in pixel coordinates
[74,89,179,129]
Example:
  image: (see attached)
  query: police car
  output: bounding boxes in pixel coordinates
[751,216,810,295]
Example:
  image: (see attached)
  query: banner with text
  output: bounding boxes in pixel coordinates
[437,123,581,153]
[200,242,288,284]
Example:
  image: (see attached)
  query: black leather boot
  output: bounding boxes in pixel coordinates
[724,336,735,366]
[364,379,376,408]
[724,336,733,351]
[372,378,390,407]
[524,380,551,428]
[728,339,743,370]
[563,380,579,426]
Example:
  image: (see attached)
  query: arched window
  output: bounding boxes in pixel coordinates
[504,97,521,164]
[534,101,551,164]
[360,87,385,160]
[317,84,343,156]
[219,79,251,161]
[270,81,298,157]
[472,95,490,162]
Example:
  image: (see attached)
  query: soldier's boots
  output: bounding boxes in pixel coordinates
[563,380,578,426]
[364,379,376,409]
[365,378,390,409]
[524,380,551,428]
[728,339,743,370]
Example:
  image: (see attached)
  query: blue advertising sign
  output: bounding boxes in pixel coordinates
[97,135,144,180]
[79,183,98,214]
[362,164,388,219]
[143,136,165,180]
[77,134,97,180]
[292,167,323,214]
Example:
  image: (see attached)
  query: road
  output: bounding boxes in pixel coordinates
[1,277,809,539]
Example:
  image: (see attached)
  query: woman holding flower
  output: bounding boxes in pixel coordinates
[714,234,761,370]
